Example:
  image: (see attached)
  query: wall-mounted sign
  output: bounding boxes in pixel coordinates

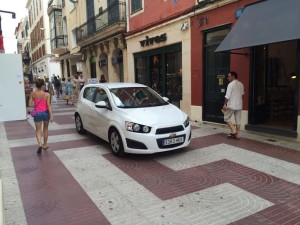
[217,74,225,86]
[180,22,189,31]
[139,33,167,47]
[199,16,209,26]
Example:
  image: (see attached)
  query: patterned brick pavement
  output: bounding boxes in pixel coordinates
[1,99,300,225]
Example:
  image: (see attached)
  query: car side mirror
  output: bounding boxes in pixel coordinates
[95,101,109,109]
[162,97,169,102]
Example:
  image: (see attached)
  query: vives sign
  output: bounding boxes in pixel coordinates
[139,33,167,47]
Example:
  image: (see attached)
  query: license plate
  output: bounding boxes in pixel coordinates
[162,137,184,146]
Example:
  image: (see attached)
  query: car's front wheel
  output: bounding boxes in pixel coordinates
[109,128,125,156]
[75,114,86,134]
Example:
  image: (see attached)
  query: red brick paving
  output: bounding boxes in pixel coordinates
[4,116,300,224]
[4,120,35,140]
[10,144,110,225]
[54,115,75,125]
[104,135,300,224]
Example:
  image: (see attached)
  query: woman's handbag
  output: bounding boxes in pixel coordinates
[63,95,70,100]
[30,109,37,117]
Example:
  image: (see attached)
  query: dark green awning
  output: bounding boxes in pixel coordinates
[216,0,300,52]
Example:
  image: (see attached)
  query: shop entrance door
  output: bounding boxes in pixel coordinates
[249,41,298,135]
[203,28,230,123]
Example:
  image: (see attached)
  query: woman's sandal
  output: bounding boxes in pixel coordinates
[43,146,49,150]
[37,146,42,155]
[227,133,236,138]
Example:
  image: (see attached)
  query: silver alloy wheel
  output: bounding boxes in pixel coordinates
[75,114,86,134]
[110,131,120,153]
[109,129,124,156]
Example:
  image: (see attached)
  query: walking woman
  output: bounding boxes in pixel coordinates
[29,79,54,155]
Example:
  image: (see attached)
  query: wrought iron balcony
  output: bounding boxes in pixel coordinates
[76,2,126,43]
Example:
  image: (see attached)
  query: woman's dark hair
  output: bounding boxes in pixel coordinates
[230,71,238,79]
[35,79,45,89]
[62,77,66,81]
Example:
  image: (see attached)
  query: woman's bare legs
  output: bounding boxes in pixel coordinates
[35,122,43,154]
[43,121,49,149]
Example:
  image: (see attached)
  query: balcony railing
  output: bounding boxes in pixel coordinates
[76,2,126,43]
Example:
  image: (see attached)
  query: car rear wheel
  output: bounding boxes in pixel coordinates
[75,114,86,134]
[109,128,125,156]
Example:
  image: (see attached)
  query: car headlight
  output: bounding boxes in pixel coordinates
[184,116,190,128]
[125,122,151,133]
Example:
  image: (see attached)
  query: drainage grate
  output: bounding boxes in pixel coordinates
[267,139,277,142]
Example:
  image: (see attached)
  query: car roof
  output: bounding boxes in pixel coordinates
[86,82,147,89]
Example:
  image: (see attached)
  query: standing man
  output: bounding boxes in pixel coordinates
[53,76,61,98]
[78,73,85,91]
[223,71,244,139]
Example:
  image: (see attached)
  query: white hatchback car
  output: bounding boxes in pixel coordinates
[75,83,191,156]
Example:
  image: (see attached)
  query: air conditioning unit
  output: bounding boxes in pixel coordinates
[111,55,123,65]
[99,59,107,67]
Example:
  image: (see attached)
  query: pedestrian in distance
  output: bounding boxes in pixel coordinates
[78,73,85,91]
[24,77,33,115]
[66,77,75,105]
[222,71,244,139]
[29,79,54,155]
[44,77,54,103]
[73,74,80,98]
[53,76,61,98]
[61,77,67,96]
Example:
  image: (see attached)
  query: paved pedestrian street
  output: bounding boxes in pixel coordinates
[1,99,300,225]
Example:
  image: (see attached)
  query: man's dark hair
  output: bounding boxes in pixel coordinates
[230,71,238,79]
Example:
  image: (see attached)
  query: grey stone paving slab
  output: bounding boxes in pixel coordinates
[138,183,273,225]
[56,146,274,225]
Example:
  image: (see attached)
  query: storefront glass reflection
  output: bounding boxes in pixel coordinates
[134,49,182,108]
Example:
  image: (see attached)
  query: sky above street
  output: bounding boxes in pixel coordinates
[0,0,27,53]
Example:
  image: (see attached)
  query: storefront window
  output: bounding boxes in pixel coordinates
[205,29,229,46]
[166,51,182,107]
[134,43,182,108]
[150,55,162,95]
[135,57,148,84]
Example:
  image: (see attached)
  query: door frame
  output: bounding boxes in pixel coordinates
[202,25,231,124]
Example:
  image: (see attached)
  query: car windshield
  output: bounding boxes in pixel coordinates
[110,87,169,108]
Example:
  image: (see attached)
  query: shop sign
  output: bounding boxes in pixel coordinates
[139,33,167,47]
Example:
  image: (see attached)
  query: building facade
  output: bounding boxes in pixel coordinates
[15,16,32,82]
[126,0,194,112]
[26,0,60,79]
[126,0,300,142]
[48,0,127,82]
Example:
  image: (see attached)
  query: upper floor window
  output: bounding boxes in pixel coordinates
[131,0,143,14]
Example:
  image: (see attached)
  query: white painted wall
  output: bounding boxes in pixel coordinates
[0,54,26,122]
